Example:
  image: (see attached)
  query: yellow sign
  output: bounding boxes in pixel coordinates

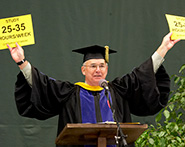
[165,14,185,40]
[0,14,35,50]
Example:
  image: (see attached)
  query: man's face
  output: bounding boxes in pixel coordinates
[81,59,108,86]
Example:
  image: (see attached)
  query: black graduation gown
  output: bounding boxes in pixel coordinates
[14,58,170,147]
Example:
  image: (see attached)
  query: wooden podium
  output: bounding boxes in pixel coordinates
[55,123,148,146]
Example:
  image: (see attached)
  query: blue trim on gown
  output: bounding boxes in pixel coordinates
[80,88,116,147]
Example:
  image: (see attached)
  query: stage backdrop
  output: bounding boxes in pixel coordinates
[0,0,185,147]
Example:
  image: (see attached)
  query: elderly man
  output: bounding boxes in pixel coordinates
[8,32,180,147]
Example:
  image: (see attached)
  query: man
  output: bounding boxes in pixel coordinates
[8,32,180,147]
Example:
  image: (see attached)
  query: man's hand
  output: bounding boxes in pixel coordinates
[7,43,28,69]
[7,42,25,63]
[157,32,181,58]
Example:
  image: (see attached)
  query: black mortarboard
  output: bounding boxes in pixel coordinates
[72,45,117,63]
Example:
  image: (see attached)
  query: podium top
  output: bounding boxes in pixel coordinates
[55,123,148,145]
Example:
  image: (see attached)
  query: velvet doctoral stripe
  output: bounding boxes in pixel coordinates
[79,88,114,123]
[80,88,115,147]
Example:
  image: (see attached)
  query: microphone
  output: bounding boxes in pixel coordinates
[99,79,111,108]
[99,80,128,146]
[99,79,109,91]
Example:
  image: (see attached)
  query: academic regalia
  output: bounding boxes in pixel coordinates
[14,45,170,147]
[14,58,170,147]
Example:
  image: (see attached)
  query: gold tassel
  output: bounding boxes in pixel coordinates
[104,45,109,63]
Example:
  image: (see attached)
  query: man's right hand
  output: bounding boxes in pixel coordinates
[7,43,28,69]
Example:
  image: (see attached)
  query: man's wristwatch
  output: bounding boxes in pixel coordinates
[17,59,26,65]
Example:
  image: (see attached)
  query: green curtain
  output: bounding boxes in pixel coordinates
[0,0,185,146]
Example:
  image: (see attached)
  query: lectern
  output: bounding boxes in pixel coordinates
[55,123,148,146]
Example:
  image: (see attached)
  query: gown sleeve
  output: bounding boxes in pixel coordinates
[110,57,170,116]
[14,66,75,120]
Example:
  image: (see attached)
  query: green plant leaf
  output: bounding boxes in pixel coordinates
[177,112,183,120]
[173,123,179,132]
[164,110,170,119]
[181,91,185,97]
[180,97,185,104]
[155,111,162,122]
[169,104,174,111]
[179,64,185,73]
[148,138,154,145]
[159,131,165,137]
[176,136,182,143]
[174,76,180,84]
[160,137,166,146]
[141,140,147,147]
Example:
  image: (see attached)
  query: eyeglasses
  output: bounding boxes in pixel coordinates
[84,63,107,70]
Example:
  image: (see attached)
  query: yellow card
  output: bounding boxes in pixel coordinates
[0,14,35,50]
[165,14,185,40]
